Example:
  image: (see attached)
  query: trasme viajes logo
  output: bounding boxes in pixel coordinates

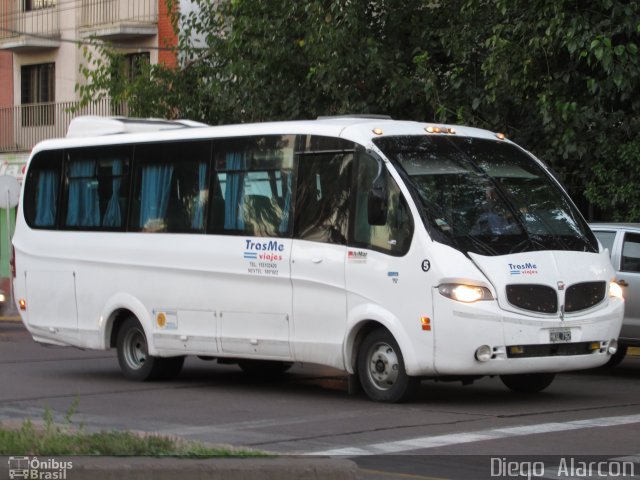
[8,457,72,479]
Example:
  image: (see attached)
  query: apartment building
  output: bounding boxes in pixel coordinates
[0,0,179,291]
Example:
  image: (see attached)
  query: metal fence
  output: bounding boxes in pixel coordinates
[0,0,157,43]
[0,99,129,152]
[79,0,157,28]
[0,0,59,41]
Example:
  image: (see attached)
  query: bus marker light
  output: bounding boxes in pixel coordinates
[421,316,431,331]
[19,299,26,311]
[372,128,383,135]
[156,312,167,328]
[475,345,492,362]
[496,132,506,140]
[588,342,601,352]
[509,346,524,355]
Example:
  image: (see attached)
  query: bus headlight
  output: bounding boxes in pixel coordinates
[438,283,494,303]
[609,281,624,300]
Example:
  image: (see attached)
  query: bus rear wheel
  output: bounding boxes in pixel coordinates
[500,373,555,393]
[357,328,418,403]
[116,317,184,381]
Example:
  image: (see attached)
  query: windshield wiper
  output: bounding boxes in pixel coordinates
[458,234,499,256]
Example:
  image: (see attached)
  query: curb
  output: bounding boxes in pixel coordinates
[2,456,359,480]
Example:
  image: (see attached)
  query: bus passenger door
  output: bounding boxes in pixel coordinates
[210,136,296,359]
[290,151,353,368]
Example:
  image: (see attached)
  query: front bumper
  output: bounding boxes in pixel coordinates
[430,293,624,376]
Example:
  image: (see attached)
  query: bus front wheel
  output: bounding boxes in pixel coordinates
[357,328,418,403]
[500,373,555,393]
[116,317,184,381]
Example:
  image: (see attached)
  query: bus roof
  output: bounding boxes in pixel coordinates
[31,116,507,155]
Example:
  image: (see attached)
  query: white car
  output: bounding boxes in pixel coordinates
[590,223,640,366]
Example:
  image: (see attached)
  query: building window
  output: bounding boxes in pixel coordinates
[24,0,56,12]
[124,52,150,81]
[21,63,55,126]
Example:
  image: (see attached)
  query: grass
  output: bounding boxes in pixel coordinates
[0,399,265,457]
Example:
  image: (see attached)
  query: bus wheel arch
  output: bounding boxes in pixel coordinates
[347,320,384,374]
[108,308,137,348]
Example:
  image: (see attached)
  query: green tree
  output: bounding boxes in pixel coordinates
[416,0,640,219]
[77,0,640,219]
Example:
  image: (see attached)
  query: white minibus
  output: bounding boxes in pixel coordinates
[12,116,624,402]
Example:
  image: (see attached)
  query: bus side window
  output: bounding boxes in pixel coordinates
[63,146,131,230]
[130,141,210,233]
[293,152,353,244]
[353,154,413,255]
[210,136,294,238]
[24,150,62,229]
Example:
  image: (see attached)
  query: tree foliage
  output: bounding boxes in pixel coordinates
[77,0,640,220]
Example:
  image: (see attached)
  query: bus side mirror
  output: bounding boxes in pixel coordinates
[368,156,388,226]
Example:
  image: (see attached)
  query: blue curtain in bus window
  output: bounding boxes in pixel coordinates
[279,171,292,233]
[191,162,207,230]
[102,160,123,227]
[224,152,246,230]
[34,170,58,226]
[66,160,100,227]
[140,164,173,231]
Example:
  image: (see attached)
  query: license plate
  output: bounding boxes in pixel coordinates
[550,329,571,343]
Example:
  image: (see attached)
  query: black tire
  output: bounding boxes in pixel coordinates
[116,317,184,381]
[604,344,628,368]
[237,359,293,378]
[357,328,418,403]
[500,373,555,393]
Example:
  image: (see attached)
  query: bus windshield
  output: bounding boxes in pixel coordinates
[374,135,598,256]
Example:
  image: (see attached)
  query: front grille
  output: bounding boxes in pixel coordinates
[506,284,558,313]
[506,342,599,358]
[565,281,607,312]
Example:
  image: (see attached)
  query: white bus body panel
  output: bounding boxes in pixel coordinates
[12,117,625,380]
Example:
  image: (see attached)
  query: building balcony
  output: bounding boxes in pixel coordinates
[0,0,60,52]
[0,100,129,153]
[79,0,158,40]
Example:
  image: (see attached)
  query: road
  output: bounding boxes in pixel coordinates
[1,320,639,479]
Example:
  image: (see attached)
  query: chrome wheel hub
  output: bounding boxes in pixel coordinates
[123,328,147,370]
[367,342,399,390]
